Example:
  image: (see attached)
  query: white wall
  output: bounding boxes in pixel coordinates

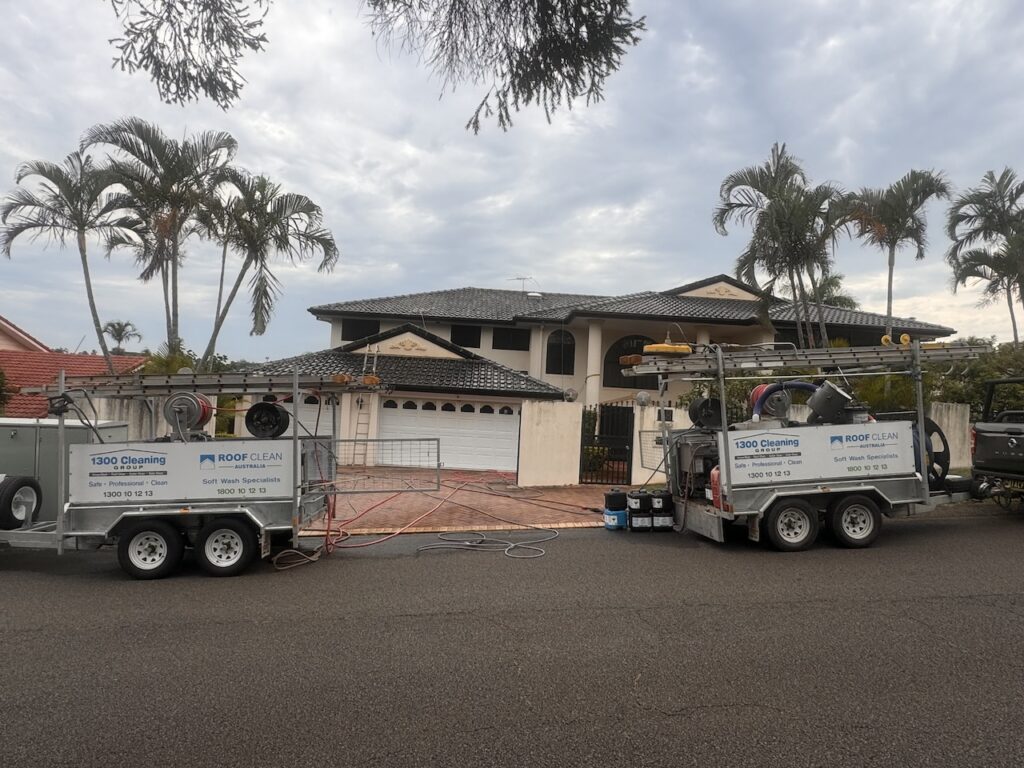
[929,401,971,470]
[517,400,583,487]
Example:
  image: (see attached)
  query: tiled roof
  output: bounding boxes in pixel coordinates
[520,292,769,323]
[309,287,604,323]
[766,304,955,334]
[252,325,564,399]
[0,350,148,418]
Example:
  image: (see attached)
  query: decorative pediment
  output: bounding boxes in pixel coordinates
[678,281,759,301]
[348,331,462,359]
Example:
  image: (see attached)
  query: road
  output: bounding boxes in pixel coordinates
[3,513,1024,767]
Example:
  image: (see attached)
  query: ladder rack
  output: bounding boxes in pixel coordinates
[626,343,987,380]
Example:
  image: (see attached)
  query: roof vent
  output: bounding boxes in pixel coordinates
[526,291,543,299]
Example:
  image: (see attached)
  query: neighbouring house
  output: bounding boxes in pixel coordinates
[0,314,50,353]
[244,274,954,485]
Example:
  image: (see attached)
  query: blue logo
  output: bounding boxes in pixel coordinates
[829,436,844,450]
[199,454,216,470]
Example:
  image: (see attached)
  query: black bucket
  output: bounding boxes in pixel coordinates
[628,508,653,531]
[604,488,628,512]
[626,490,651,511]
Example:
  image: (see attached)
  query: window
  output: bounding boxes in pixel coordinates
[341,318,380,341]
[657,408,674,423]
[499,406,514,415]
[450,324,482,348]
[262,394,278,402]
[492,326,531,351]
[422,402,437,411]
[603,335,659,389]
[303,395,319,405]
[545,329,575,375]
[441,403,456,412]
[402,401,417,409]
[480,405,494,414]
[383,399,398,408]
[460,404,475,413]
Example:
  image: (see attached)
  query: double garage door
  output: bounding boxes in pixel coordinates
[378,398,521,471]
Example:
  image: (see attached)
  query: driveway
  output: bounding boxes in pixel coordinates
[3,513,1024,767]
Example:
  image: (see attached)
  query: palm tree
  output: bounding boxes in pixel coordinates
[848,170,951,340]
[0,152,135,373]
[779,270,860,310]
[198,169,339,370]
[947,169,1024,347]
[102,319,143,354]
[82,117,237,352]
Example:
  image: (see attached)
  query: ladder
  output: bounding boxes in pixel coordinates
[351,404,371,466]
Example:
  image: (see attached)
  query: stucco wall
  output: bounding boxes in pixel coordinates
[929,401,971,470]
[517,400,583,487]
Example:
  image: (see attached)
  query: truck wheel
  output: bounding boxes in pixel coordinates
[766,499,819,552]
[828,495,882,548]
[0,476,42,530]
[117,519,185,580]
[196,518,257,577]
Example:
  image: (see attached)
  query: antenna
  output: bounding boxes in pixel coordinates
[507,276,532,292]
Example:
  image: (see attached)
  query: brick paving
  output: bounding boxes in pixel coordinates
[303,470,620,535]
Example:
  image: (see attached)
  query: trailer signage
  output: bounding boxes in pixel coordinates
[69,441,295,503]
[723,422,916,487]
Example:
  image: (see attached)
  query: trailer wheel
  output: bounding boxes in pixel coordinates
[765,499,819,552]
[828,495,882,548]
[196,518,257,577]
[0,476,42,530]
[117,519,185,580]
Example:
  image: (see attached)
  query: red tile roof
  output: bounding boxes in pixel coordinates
[0,350,147,418]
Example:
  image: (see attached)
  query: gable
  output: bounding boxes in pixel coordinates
[678,281,760,301]
[347,331,463,359]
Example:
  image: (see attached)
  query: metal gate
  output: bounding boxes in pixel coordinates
[580,399,634,484]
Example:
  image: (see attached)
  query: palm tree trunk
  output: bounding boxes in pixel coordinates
[214,239,228,320]
[807,265,831,347]
[170,234,180,352]
[77,230,115,374]
[199,257,251,371]
[885,243,896,340]
[160,262,172,349]
[795,270,816,348]
[1006,284,1019,349]
[788,269,806,349]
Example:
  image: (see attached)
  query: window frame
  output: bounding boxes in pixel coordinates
[340,317,381,342]
[491,326,531,351]
[450,324,482,349]
[545,329,576,375]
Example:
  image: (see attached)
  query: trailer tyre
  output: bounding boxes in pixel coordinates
[828,495,882,548]
[0,476,42,529]
[117,519,185,580]
[196,518,257,577]
[765,499,819,552]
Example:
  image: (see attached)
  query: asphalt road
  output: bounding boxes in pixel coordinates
[4,513,1024,767]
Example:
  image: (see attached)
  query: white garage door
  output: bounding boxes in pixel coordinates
[294,396,336,438]
[378,398,521,471]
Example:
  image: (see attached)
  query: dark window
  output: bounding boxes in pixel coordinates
[383,399,398,408]
[604,335,658,389]
[492,326,531,351]
[450,324,482,348]
[262,394,278,402]
[303,395,319,405]
[657,408,674,423]
[545,329,575,375]
[422,402,437,411]
[461,404,475,412]
[480,405,494,414]
[402,401,417,410]
[499,406,514,415]
[441,403,456,412]
[341,318,381,341]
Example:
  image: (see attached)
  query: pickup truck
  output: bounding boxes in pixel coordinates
[972,377,1024,506]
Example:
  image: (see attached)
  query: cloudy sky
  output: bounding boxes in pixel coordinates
[1,0,1022,361]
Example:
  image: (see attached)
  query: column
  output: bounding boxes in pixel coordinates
[696,326,711,345]
[585,320,603,405]
[528,326,544,378]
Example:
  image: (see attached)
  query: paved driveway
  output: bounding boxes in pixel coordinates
[4,513,1024,767]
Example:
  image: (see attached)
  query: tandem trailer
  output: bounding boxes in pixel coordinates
[626,341,987,551]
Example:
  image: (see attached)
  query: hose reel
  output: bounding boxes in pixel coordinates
[245,401,291,439]
[163,393,214,434]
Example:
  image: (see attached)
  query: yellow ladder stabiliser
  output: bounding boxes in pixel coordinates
[642,342,693,357]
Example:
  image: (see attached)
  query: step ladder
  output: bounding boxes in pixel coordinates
[351,405,372,466]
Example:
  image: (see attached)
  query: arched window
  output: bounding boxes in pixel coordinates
[383,399,398,408]
[480,405,494,414]
[441,403,456,412]
[545,329,575,375]
[460,404,475,413]
[499,406,514,415]
[422,402,437,411]
[402,400,417,410]
[303,395,319,405]
[603,335,658,389]
[262,394,278,402]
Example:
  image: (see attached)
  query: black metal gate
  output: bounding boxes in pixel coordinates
[580,399,634,485]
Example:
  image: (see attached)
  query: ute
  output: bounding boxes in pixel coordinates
[972,377,1024,507]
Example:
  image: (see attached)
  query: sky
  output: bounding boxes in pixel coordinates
[1,0,1022,361]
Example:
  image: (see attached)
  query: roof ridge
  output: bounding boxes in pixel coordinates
[517,290,654,319]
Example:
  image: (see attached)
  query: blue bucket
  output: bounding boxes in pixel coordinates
[604,508,627,530]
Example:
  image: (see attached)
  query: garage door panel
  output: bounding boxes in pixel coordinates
[379,400,520,471]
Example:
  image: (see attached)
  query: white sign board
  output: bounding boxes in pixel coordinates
[722,422,917,487]
[69,441,295,504]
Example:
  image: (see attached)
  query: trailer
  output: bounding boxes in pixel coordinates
[627,341,987,551]
[0,368,440,578]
